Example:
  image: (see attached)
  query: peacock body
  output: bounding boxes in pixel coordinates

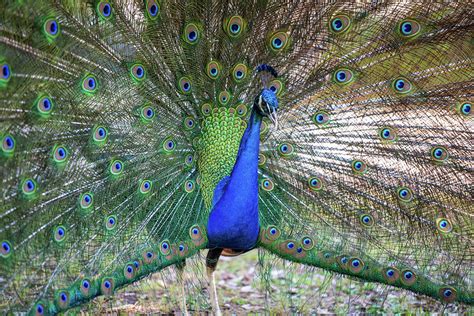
[0,0,473,314]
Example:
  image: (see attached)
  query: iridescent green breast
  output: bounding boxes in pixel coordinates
[196,106,247,209]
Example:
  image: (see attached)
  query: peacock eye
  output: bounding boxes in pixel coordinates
[139,179,152,194]
[82,74,98,94]
[183,23,201,45]
[124,264,135,279]
[308,176,323,191]
[379,126,397,142]
[1,62,11,82]
[348,257,364,273]
[278,143,294,157]
[131,64,146,81]
[163,137,176,152]
[334,69,354,84]
[141,105,155,121]
[360,214,374,227]
[312,111,330,125]
[397,186,413,202]
[351,160,367,174]
[1,240,12,258]
[160,240,171,255]
[286,242,295,249]
[330,15,351,33]
[2,134,15,154]
[56,290,70,309]
[35,303,45,315]
[232,63,248,82]
[201,103,212,116]
[261,178,274,191]
[459,102,471,116]
[268,79,284,96]
[179,244,185,252]
[184,117,195,130]
[79,192,94,210]
[436,217,453,233]
[44,18,60,39]
[110,160,124,176]
[225,16,245,38]
[101,278,114,295]
[218,91,231,105]
[92,125,108,143]
[430,146,448,163]
[145,0,160,19]
[97,1,113,19]
[178,77,192,94]
[205,60,221,79]
[105,215,117,230]
[21,178,37,196]
[268,31,290,52]
[399,19,420,37]
[235,104,248,117]
[81,279,91,296]
[184,180,195,193]
[439,287,457,303]
[36,95,53,115]
[54,226,66,242]
[301,237,314,250]
[392,78,413,94]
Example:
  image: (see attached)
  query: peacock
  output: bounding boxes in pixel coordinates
[0,0,473,314]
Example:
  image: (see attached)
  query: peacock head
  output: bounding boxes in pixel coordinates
[254,88,279,128]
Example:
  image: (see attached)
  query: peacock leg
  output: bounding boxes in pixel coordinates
[176,260,188,315]
[206,248,223,315]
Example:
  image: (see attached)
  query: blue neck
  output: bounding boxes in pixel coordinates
[206,109,263,250]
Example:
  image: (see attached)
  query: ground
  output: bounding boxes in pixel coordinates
[76,250,472,315]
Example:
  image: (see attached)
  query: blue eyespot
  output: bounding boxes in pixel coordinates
[360,214,374,227]
[334,69,354,84]
[387,269,394,277]
[296,247,303,253]
[193,228,199,235]
[460,102,471,116]
[401,22,412,35]
[147,252,153,258]
[397,186,413,202]
[352,259,360,267]
[269,32,289,52]
[341,257,348,264]
[188,31,196,41]
[162,242,168,249]
[1,240,12,257]
[82,280,90,288]
[36,303,44,314]
[332,18,343,31]
[127,266,133,273]
[45,19,59,36]
[272,38,283,49]
[330,15,350,33]
[92,126,108,144]
[286,242,295,249]
[183,23,200,44]
[102,3,111,17]
[2,134,15,155]
[82,74,98,94]
[21,178,37,196]
[131,64,146,81]
[404,271,412,279]
[179,244,185,252]
[60,292,67,302]
[1,63,11,81]
[104,280,111,288]
[399,20,420,37]
[393,78,413,94]
[146,0,160,19]
[270,228,277,235]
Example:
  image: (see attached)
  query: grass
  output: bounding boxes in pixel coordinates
[73,250,472,314]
